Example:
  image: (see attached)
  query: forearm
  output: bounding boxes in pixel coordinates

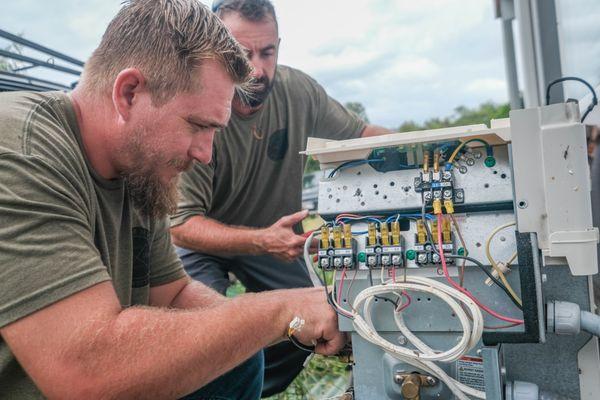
[171,215,264,256]
[68,292,289,399]
[361,124,393,137]
[170,279,229,309]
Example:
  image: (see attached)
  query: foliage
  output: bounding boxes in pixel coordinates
[0,41,25,72]
[345,101,370,123]
[397,101,510,132]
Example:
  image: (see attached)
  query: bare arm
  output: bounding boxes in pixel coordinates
[361,124,393,137]
[1,282,342,399]
[149,276,227,309]
[171,210,309,262]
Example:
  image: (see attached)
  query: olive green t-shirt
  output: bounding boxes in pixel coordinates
[0,91,186,398]
[171,65,366,228]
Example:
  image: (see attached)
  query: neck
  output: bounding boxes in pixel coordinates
[70,89,119,179]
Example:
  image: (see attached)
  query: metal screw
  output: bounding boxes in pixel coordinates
[466,158,475,166]
[459,166,468,174]
[426,376,437,386]
[397,335,407,345]
[455,191,464,200]
[518,200,528,209]
[442,171,452,180]
[443,189,452,199]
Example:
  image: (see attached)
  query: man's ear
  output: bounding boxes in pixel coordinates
[112,68,146,121]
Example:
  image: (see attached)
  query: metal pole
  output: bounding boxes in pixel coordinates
[0,28,84,67]
[0,49,81,76]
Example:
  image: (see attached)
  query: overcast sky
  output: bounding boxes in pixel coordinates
[0,0,509,128]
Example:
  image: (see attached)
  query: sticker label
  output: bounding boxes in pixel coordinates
[382,246,403,253]
[334,249,353,256]
[456,356,485,392]
[318,250,327,256]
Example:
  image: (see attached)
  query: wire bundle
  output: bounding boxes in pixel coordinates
[351,276,485,400]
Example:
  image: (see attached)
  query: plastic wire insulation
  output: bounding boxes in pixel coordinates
[437,214,524,324]
[484,222,522,306]
[351,277,485,399]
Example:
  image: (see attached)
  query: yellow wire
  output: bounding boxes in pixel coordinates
[485,222,522,306]
[448,141,468,164]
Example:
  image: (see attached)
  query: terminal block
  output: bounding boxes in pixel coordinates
[414,151,464,212]
[365,222,404,268]
[318,225,357,270]
[413,219,455,266]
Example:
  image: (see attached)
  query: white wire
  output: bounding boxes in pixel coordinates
[303,231,325,287]
[351,276,486,399]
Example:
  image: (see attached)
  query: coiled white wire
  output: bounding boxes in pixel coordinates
[352,276,486,399]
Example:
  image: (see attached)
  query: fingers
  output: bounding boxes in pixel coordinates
[276,209,309,228]
[314,331,346,356]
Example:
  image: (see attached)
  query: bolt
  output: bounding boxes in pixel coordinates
[392,255,402,265]
[367,256,377,267]
[343,257,353,267]
[443,189,452,199]
[459,166,468,174]
[456,191,464,199]
[381,255,391,266]
[320,258,329,268]
[466,158,475,166]
[417,253,428,264]
[397,335,407,345]
[424,192,432,200]
[333,258,342,268]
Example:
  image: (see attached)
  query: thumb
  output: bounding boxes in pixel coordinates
[277,209,309,227]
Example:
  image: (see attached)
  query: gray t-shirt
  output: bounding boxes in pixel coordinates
[171,65,365,228]
[0,91,185,398]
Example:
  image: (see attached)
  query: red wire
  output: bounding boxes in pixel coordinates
[437,214,524,325]
[398,291,412,312]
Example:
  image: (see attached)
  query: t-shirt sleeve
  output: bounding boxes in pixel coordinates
[0,153,111,329]
[170,160,215,228]
[148,217,187,286]
[308,75,366,141]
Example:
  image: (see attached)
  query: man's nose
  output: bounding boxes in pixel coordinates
[188,131,215,164]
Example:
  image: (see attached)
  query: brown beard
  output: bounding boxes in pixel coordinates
[120,127,183,219]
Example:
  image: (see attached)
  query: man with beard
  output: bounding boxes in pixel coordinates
[170,0,392,395]
[0,1,345,399]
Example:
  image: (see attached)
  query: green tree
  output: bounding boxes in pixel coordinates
[0,42,24,72]
[397,101,510,132]
[345,101,370,123]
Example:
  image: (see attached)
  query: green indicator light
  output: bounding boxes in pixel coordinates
[484,156,496,168]
[358,252,366,263]
[406,250,416,260]
[457,247,465,256]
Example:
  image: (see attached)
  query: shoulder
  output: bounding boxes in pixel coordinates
[0,91,91,194]
[274,65,324,95]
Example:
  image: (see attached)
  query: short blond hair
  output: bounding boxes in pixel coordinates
[80,0,251,105]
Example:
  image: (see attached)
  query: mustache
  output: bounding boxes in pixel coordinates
[167,158,193,172]
[235,75,272,107]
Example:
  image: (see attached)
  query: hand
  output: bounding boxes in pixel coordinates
[284,287,346,356]
[258,210,309,262]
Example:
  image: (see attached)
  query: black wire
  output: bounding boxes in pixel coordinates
[545,76,598,123]
[420,204,523,310]
[321,266,354,320]
[328,159,384,179]
[367,266,400,307]
[287,333,315,353]
[445,254,523,310]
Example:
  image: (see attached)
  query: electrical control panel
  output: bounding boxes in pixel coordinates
[302,103,599,400]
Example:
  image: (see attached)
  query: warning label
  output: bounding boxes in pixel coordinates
[456,356,485,392]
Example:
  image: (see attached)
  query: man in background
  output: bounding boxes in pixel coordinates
[170,0,391,395]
